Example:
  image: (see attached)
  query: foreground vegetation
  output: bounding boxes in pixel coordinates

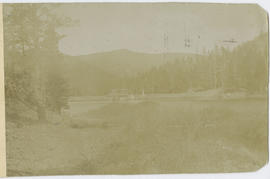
[6,98,268,175]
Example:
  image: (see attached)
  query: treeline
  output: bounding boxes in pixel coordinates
[123,33,268,95]
[4,4,72,120]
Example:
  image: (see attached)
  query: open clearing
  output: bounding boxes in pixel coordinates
[6,97,268,175]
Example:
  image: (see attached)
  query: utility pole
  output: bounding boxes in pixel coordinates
[184,22,191,49]
[163,30,169,61]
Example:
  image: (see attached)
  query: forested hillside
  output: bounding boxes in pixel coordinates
[63,50,199,96]
[64,33,268,96]
[121,33,268,94]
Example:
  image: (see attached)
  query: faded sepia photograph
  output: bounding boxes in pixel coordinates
[2,2,268,176]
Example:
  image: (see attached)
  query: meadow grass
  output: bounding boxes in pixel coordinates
[66,98,268,173]
[6,98,268,175]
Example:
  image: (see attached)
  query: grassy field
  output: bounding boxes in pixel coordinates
[6,97,268,175]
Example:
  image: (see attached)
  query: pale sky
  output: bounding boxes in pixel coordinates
[56,3,268,56]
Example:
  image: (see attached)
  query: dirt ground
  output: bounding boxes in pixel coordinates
[6,97,268,176]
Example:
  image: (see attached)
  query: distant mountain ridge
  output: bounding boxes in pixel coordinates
[62,49,199,96]
[63,49,199,77]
